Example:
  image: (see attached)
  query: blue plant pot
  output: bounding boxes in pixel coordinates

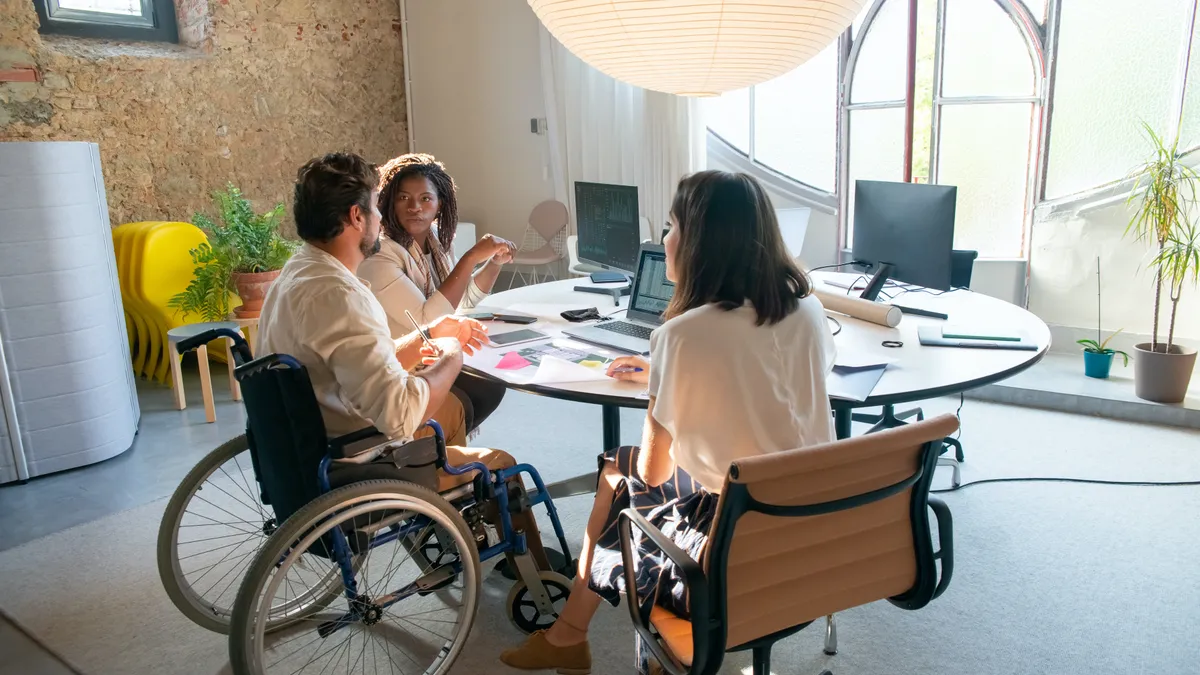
[1083,350,1114,379]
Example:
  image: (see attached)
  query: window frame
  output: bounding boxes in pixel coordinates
[837,0,1048,260]
[33,0,179,43]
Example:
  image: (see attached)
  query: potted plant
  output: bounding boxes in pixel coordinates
[1076,257,1130,379]
[169,183,298,321]
[1077,332,1129,379]
[1124,123,1200,403]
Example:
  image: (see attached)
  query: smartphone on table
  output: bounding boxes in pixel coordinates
[492,313,538,325]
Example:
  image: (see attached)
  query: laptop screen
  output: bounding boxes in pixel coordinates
[628,248,674,322]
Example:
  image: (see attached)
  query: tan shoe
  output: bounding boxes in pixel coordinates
[500,630,592,674]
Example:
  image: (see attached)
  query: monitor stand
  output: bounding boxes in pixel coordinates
[858,262,949,320]
[858,263,895,302]
[576,274,631,305]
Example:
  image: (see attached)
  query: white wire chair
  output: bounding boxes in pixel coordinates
[506,200,569,288]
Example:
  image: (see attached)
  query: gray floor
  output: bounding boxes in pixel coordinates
[2,365,1200,674]
[0,610,81,675]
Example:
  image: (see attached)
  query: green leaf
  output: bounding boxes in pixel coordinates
[1076,339,1102,352]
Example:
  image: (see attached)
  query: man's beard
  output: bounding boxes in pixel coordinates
[360,233,381,258]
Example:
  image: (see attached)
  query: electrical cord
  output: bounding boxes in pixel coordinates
[808,261,862,273]
[826,315,842,336]
[933,477,1200,493]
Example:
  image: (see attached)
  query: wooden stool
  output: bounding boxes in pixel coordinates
[167,321,243,423]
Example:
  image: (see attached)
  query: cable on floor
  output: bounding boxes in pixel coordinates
[933,476,1200,493]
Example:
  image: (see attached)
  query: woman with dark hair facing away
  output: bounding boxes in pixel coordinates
[500,171,837,674]
[359,153,515,435]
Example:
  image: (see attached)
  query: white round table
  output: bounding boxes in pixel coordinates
[463,272,1050,449]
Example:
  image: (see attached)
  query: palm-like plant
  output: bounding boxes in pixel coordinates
[1150,219,1200,351]
[168,183,297,322]
[1124,122,1199,353]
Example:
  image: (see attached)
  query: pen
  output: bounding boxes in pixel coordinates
[404,310,439,355]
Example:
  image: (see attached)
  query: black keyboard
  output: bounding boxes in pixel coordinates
[595,321,653,339]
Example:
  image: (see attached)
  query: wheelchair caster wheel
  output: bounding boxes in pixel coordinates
[506,570,572,635]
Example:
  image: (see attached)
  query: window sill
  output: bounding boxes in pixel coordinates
[40,34,208,61]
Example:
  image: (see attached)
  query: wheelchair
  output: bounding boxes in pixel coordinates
[156,328,576,674]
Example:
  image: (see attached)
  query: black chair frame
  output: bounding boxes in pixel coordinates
[617,436,954,675]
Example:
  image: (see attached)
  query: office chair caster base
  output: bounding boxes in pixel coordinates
[823,614,838,655]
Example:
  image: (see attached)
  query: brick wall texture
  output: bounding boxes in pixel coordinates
[0,0,410,232]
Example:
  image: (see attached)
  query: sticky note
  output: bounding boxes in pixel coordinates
[496,352,532,370]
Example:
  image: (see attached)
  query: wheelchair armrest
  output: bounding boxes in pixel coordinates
[618,508,711,675]
[175,328,253,365]
[929,497,954,599]
[328,427,387,460]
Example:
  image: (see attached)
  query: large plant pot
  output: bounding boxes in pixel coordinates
[1083,350,1114,379]
[1133,342,1197,403]
[232,270,281,319]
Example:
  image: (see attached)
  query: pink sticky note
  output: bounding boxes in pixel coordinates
[496,352,532,370]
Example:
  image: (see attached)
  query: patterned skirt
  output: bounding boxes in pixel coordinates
[587,446,719,674]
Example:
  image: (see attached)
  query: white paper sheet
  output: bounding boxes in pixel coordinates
[827,365,888,402]
[527,355,613,385]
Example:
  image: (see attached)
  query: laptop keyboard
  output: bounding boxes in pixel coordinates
[595,321,653,340]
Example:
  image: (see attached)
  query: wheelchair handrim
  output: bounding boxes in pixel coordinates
[243,493,479,675]
[160,436,345,631]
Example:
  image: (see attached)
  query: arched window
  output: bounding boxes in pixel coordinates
[842,0,1045,259]
[702,39,841,193]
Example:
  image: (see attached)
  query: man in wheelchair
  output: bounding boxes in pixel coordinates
[256,151,550,570]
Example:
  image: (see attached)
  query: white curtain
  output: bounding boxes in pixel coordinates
[538,24,707,242]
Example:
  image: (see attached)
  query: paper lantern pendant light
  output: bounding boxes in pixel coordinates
[529,0,869,97]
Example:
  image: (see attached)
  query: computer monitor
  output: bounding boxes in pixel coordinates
[575,181,641,274]
[851,179,957,296]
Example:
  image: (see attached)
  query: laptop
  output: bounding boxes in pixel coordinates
[562,245,674,355]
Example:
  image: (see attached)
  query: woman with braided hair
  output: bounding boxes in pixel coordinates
[359,152,516,434]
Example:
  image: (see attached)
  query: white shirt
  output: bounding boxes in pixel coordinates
[256,243,430,441]
[648,295,837,492]
[358,235,488,339]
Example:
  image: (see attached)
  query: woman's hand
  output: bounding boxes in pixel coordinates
[606,355,650,384]
[469,234,516,265]
[426,315,489,355]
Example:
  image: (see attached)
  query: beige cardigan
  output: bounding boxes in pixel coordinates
[358,235,488,339]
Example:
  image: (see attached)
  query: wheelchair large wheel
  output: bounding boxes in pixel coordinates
[228,480,480,675]
[157,435,347,633]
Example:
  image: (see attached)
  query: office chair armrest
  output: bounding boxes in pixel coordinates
[928,497,954,599]
[618,508,710,675]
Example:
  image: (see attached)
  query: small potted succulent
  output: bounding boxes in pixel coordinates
[169,183,298,321]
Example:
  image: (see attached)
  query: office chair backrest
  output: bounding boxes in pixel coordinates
[237,354,331,524]
[708,414,959,650]
[950,249,978,289]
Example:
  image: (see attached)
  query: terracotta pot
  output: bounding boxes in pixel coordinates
[1133,342,1197,404]
[232,270,281,319]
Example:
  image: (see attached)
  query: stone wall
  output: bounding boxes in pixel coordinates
[0,0,409,232]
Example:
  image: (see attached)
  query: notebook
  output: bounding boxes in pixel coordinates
[917,325,1039,351]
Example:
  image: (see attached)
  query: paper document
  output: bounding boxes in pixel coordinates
[827,364,887,402]
[834,351,898,370]
[528,355,613,385]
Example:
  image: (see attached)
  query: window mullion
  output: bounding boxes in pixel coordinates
[1169,0,1199,141]
[748,86,757,162]
[929,0,948,183]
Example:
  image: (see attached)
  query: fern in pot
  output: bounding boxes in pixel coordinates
[169,183,298,321]
[1124,124,1199,403]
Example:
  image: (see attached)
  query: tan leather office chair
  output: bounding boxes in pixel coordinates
[619,414,958,675]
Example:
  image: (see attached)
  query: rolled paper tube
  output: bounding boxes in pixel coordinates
[814,289,903,328]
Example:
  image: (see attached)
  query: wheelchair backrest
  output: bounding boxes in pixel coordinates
[236,353,330,524]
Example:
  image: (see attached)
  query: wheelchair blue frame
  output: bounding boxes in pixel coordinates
[174,327,575,640]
